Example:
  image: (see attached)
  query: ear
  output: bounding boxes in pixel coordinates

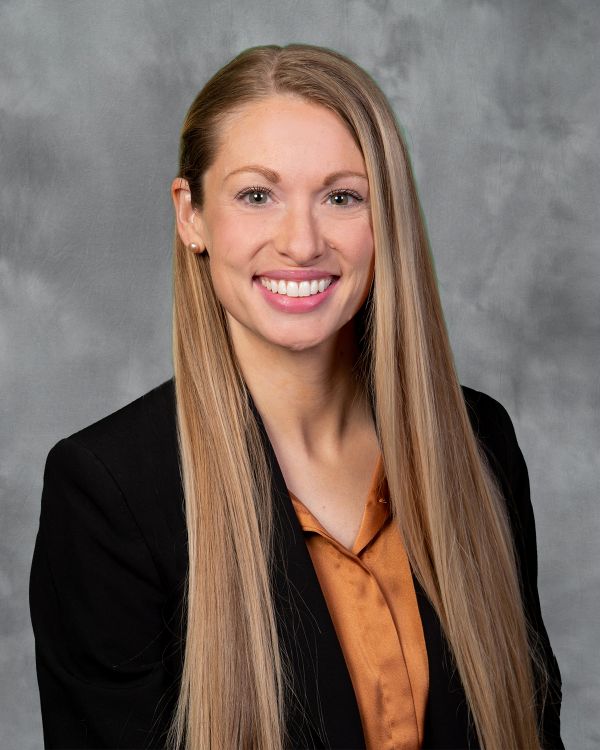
[171,177,207,253]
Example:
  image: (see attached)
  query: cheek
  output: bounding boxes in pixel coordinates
[343,222,374,273]
[347,224,375,299]
[205,232,259,324]
[207,222,252,281]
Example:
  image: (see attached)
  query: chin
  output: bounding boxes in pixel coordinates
[286,340,322,352]
[271,333,330,352]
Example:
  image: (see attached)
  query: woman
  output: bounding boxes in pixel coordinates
[30,44,563,749]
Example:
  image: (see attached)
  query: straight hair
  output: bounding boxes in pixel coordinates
[169,43,548,749]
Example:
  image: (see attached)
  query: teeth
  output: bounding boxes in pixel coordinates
[260,277,335,297]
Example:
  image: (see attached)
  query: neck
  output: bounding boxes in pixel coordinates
[229,317,372,462]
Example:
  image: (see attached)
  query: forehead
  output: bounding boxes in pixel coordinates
[210,95,366,180]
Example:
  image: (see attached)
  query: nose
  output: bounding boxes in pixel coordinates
[274,200,324,265]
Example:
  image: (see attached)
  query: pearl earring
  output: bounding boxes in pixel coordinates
[189,243,199,252]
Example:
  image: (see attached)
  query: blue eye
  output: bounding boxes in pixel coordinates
[237,186,272,205]
[235,186,364,207]
[327,190,363,206]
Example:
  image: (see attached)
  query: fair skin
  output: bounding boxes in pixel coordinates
[172,94,380,549]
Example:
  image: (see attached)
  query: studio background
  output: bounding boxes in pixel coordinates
[1,1,598,747]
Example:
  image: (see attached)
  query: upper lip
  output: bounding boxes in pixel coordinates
[254,269,339,281]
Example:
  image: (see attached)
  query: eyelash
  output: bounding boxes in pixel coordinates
[235,185,364,206]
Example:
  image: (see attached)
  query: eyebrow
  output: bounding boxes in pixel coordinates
[224,165,368,187]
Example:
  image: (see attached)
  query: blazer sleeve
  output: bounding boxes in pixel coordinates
[491,400,565,750]
[29,437,180,749]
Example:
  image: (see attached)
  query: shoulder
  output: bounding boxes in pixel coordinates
[60,377,178,464]
[460,387,564,747]
[460,384,518,481]
[459,383,534,566]
[460,382,515,440]
[460,384,539,593]
[32,379,185,744]
[54,376,179,484]
[44,377,185,587]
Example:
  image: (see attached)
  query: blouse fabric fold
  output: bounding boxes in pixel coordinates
[288,453,429,750]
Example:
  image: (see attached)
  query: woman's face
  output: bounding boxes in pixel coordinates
[175,94,374,353]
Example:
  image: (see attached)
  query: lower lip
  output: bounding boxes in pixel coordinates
[254,277,339,313]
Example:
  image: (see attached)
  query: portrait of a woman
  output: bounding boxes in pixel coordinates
[29,44,564,749]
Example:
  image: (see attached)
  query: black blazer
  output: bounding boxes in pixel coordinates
[30,378,564,749]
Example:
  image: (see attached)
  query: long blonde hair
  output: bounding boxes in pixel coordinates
[169,44,547,749]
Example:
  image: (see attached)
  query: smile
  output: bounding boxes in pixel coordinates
[259,277,335,297]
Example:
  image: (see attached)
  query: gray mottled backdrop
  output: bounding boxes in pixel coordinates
[1,0,598,747]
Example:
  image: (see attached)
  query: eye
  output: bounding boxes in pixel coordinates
[326,189,363,207]
[236,185,273,206]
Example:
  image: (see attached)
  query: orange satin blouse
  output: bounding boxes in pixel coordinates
[288,454,429,750]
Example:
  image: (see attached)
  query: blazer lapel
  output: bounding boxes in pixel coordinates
[249,393,477,749]
[251,397,367,749]
[412,575,480,749]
